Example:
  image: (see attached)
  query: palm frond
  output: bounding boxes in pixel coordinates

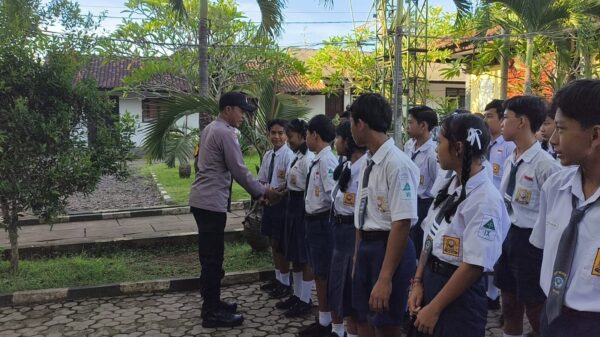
[255,0,286,37]
[164,131,197,168]
[168,0,187,18]
[453,0,473,19]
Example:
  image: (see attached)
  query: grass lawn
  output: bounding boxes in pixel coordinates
[0,241,271,294]
[141,153,261,205]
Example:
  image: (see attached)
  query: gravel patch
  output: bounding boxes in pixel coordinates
[65,162,165,213]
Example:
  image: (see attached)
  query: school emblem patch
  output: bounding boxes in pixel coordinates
[493,164,500,176]
[343,192,356,207]
[376,196,389,213]
[515,188,532,205]
[442,236,460,257]
[314,186,320,197]
[419,175,425,186]
[592,248,600,276]
[552,271,567,293]
[277,169,286,179]
[402,183,412,200]
[290,175,297,186]
[478,219,496,241]
[328,168,334,179]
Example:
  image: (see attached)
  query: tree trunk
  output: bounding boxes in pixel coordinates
[1,199,19,273]
[524,34,534,95]
[500,27,509,100]
[198,0,209,123]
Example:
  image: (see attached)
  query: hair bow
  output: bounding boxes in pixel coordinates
[467,128,482,150]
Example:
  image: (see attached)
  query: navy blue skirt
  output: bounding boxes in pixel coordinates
[328,218,356,317]
[283,191,308,264]
[261,197,287,252]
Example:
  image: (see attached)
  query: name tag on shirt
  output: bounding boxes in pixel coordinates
[442,235,460,257]
[343,192,356,207]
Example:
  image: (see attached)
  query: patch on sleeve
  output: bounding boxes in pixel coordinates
[592,249,600,276]
[478,218,497,241]
[328,168,334,179]
[401,182,412,200]
[442,236,460,257]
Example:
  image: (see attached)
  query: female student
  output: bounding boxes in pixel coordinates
[328,121,367,337]
[408,113,510,337]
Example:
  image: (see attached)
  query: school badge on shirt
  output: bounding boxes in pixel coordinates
[478,219,496,241]
[515,188,532,205]
[442,236,460,257]
[493,163,500,176]
[419,175,425,186]
[592,248,600,276]
[343,192,356,207]
[277,169,285,179]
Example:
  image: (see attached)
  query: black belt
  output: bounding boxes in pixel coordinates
[562,307,600,319]
[305,211,329,221]
[289,190,304,197]
[510,224,533,232]
[333,214,354,225]
[360,230,389,241]
[428,255,458,278]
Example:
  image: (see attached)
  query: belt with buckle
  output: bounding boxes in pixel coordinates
[289,190,304,197]
[562,306,600,319]
[305,211,329,221]
[428,255,458,278]
[333,214,354,225]
[360,230,389,241]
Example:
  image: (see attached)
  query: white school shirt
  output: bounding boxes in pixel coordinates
[500,141,562,229]
[404,138,439,199]
[353,138,420,231]
[488,135,516,190]
[530,167,600,312]
[333,154,367,216]
[257,144,295,189]
[305,146,339,214]
[286,150,314,192]
[421,169,510,269]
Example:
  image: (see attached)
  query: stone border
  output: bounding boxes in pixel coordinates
[150,172,174,205]
[0,270,274,307]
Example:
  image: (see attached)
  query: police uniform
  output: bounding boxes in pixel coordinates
[352,138,419,326]
[258,144,295,248]
[304,146,338,277]
[284,149,315,264]
[494,141,562,303]
[420,169,510,337]
[530,167,600,337]
[487,135,516,190]
[328,154,367,318]
[404,137,439,257]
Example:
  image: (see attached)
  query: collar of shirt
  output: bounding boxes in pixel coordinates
[490,135,505,147]
[412,137,436,154]
[369,138,395,165]
[447,167,488,196]
[559,167,600,207]
[350,153,368,170]
[314,145,333,162]
[216,116,231,128]
[511,140,541,164]
[273,143,290,157]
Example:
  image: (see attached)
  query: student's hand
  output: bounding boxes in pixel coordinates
[414,303,441,335]
[263,188,281,205]
[369,278,392,312]
[408,283,423,314]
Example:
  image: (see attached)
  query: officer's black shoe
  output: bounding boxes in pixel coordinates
[298,321,332,337]
[488,297,501,310]
[268,283,291,299]
[275,295,300,310]
[201,300,237,318]
[284,299,313,318]
[201,309,244,328]
[260,279,279,291]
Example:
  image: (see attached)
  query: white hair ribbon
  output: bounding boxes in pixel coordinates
[467,128,482,150]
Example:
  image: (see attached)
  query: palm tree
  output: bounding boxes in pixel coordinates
[484,0,600,95]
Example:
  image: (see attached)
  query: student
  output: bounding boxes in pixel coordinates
[299,114,339,337]
[539,108,557,159]
[328,120,367,337]
[483,99,516,310]
[530,79,600,337]
[408,113,510,337]
[404,106,439,258]
[258,119,295,298]
[350,93,418,337]
[494,96,562,337]
[276,119,315,318]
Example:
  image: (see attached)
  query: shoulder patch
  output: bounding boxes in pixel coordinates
[401,182,412,200]
[478,219,497,241]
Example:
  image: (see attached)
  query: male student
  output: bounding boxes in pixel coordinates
[494,96,561,337]
[530,79,600,337]
[539,107,557,159]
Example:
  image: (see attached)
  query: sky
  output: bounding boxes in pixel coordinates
[73,0,457,48]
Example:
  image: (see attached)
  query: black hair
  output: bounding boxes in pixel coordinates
[267,118,288,131]
[339,110,351,119]
[333,121,367,191]
[408,106,439,131]
[349,93,392,133]
[454,109,471,115]
[433,113,491,222]
[485,99,505,119]
[286,118,308,154]
[307,114,336,143]
[552,80,600,127]
[503,95,548,133]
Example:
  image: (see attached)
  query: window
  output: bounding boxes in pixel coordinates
[445,87,466,109]
[142,98,165,122]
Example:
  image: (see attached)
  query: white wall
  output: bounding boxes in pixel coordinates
[302,95,326,119]
[426,82,466,111]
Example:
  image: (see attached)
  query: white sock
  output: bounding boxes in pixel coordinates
[275,270,281,283]
[503,334,523,337]
[280,272,290,286]
[293,272,303,297]
[348,334,358,337]
[331,323,345,336]
[318,311,332,326]
[300,280,313,303]
[487,277,499,300]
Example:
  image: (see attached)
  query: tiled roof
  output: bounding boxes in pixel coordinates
[78,57,324,94]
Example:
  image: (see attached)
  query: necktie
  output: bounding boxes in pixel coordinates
[545,195,597,324]
[267,152,276,184]
[411,151,419,161]
[305,160,319,196]
[486,142,494,160]
[358,160,375,229]
[503,159,523,214]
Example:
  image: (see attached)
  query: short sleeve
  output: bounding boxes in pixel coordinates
[387,162,419,224]
[321,155,338,194]
[537,157,562,185]
[461,197,506,269]
[530,180,549,249]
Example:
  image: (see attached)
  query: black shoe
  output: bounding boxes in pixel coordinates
[298,321,332,337]
[329,332,346,337]
[488,297,500,310]
[201,309,244,328]
[284,299,313,318]
[276,295,300,310]
[201,300,237,318]
[268,283,291,299]
[260,279,279,291]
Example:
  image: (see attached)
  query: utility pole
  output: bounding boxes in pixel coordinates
[392,0,404,147]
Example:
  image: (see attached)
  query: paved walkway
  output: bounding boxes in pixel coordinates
[0,282,515,337]
[0,212,245,249]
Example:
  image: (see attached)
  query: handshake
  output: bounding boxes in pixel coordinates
[260,185,286,206]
